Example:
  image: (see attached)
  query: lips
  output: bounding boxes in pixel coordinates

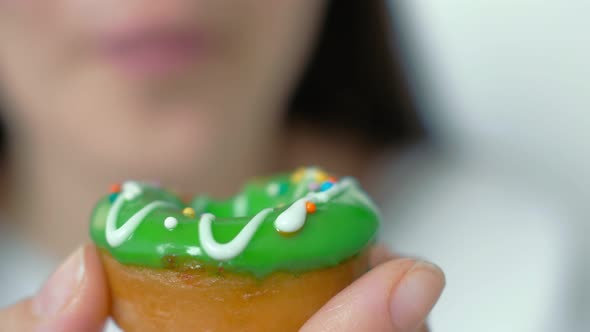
[100,27,208,76]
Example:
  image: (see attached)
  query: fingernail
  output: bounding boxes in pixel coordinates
[390,261,445,331]
[32,248,85,317]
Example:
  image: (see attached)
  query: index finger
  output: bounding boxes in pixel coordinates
[303,254,444,332]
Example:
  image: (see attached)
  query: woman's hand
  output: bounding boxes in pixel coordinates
[0,245,109,332]
[301,246,445,332]
[0,245,444,332]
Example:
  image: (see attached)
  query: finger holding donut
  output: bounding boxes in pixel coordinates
[302,253,445,332]
[0,245,109,332]
[0,245,443,332]
[0,168,444,332]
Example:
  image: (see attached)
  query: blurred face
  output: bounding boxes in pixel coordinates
[0,0,326,180]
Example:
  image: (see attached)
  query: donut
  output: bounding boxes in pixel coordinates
[90,167,380,332]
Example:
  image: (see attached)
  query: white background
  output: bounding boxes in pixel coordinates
[382,1,590,331]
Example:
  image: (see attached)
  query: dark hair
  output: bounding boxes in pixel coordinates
[0,108,5,158]
[288,0,425,146]
[0,1,424,154]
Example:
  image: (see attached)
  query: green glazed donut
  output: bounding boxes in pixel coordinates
[90,167,380,277]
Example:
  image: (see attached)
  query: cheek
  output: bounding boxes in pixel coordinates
[0,0,36,9]
[0,0,75,114]
[0,0,128,144]
[226,0,327,109]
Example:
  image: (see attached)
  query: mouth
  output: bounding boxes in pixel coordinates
[98,25,209,77]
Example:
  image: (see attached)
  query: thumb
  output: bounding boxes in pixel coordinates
[301,259,445,332]
[0,244,110,332]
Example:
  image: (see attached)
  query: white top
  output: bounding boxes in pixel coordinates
[375,152,580,332]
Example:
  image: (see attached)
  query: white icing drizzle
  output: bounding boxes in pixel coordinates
[105,176,376,261]
[192,196,209,214]
[106,195,176,247]
[156,243,174,255]
[199,208,274,261]
[233,194,248,217]
[266,182,280,197]
[122,181,143,200]
[274,177,353,234]
[164,216,178,230]
[274,198,308,233]
[293,167,322,198]
[347,186,381,218]
[186,246,202,256]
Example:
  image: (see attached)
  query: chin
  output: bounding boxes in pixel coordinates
[70,118,213,179]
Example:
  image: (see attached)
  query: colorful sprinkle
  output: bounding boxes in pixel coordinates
[306,201,317,214]
[109,183,122,193]
[315,171,328,182]
[320,181,334,192]
[164,217,178,230]
[308,182,320,191]
[183,207,196,218]
[108,193,119,203]
[291,167,306,183]
[327,176,338,183]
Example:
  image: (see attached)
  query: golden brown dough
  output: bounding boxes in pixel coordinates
[101,251,369,332]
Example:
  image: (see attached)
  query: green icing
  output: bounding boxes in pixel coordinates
[90,168,380,277]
